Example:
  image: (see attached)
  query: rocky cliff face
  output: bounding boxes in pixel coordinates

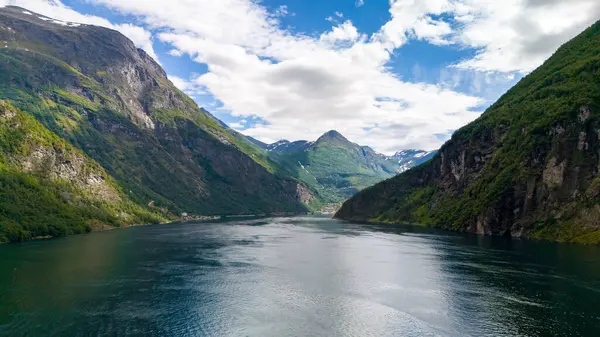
[0,6,313,216]
[18,145,121,202]
[336,20,600,243]
[1,101,116,198]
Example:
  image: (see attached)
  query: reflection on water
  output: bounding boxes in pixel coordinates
[1,216,600,336]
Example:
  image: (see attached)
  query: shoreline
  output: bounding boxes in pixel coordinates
[2,212,315,244]
[334,216,600,245]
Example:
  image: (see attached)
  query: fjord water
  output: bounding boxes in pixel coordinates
[1,217,600,336]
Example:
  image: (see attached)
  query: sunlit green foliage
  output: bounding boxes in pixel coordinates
[0,102,167,243]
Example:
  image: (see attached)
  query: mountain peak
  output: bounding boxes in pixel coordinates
[322,130,343,138]
[316,130,350,145]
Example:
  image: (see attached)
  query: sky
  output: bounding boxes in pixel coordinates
[1,1,600,154]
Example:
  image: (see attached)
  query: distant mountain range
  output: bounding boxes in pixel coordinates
[254,131,437,203]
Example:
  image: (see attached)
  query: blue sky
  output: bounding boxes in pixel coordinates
[3,0,600,153]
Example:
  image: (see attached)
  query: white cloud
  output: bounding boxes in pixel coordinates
[168,49,183,57]
[320,21,361,45]
[373,0,600,74]
[6,0,599,153]
[78,0,486,152]
[356,0,365,7]
[162,36,482,151]
[452,0,600,73]
[274,5,290,17]
[0,0,159,61]
[228,122,246,130]
[87,0,279,52]
[410,16,452,45]
[378,0,600,74]
[377,0,454,49]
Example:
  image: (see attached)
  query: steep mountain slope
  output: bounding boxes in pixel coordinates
[267,130,409,203]
[336,20,600,243]
[0,6,312,216]
[0,101,167,242]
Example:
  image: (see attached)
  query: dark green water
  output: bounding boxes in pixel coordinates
[1,216,600,336]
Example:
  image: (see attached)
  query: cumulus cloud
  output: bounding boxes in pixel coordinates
[77,0,487,152]
[4,0,600,153]
[319,21,361,45]
[378,0,600,73]
[376,0,455,49]
[452,0,600,73]
[0,0,159,61]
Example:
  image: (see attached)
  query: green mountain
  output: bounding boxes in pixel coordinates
[0,101,168,242]
[266,130,407,204]
[0,6,314,241]
[336,20,600,243]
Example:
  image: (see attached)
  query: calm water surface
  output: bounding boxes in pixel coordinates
[1,216,600,336]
